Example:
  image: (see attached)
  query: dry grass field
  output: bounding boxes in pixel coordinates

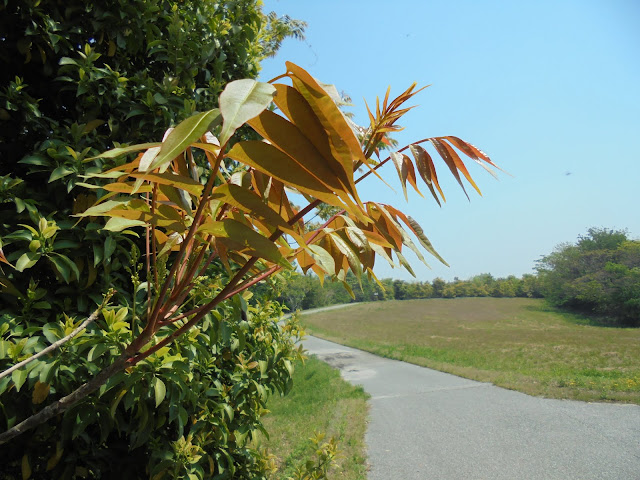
[301,298,640,404]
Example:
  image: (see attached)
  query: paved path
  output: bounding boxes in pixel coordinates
[302,334,640,480]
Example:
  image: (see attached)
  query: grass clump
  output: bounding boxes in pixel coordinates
[301,298,640,404]
[259,356,369,479]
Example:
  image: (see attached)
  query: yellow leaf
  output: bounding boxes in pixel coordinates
[128,172,204,196]
[32,381,50,404]
[248,110,362,210]
[199,219,291,269]
[46,442,64,471]
[22,454,31,480]
[210,183,304,244]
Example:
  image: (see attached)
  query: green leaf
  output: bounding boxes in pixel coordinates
[219,79,276,145]
[87,344,109,362]
[87,143,161,161]
[103,217,146,232]
[48,254,72,283]
[19,155,49,166]
[42,323,59,344]
[12,368,28,392]
[104,236,116,262]
[15,252,41,271]
[154,378,166,407]
[153,93,167,105]
[146,109,221,172]
[53,240,80,249]
[49,166,74,183]
[58,57,78,66]
[75,198,131,217]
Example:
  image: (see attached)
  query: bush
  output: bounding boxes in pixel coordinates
[0,1,308,477]
[537,228,640,325]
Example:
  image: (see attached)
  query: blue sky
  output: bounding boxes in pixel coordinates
[259,0,640,281]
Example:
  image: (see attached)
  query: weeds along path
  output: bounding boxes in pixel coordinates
[300,307,640,480]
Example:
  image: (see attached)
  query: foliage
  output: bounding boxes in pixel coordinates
[0,0,310,476]
[0,0,306,331]
[1,297,304,478]
[537,228,640,326]
[0,59,498,478]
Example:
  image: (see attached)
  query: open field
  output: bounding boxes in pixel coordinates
[258,356,369,479]
[301,298,640,404]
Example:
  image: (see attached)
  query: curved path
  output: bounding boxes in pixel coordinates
[301,331,640,479]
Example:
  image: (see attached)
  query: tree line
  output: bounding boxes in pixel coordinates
[273,271,543,312]
[276,227,639,327]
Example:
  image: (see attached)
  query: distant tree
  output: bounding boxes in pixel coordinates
[491,276,519,297]
[537,228,639,325]
[432,277,446,297]
[393,279,410,300]
[578,227,628,252]
[518,273,543,298]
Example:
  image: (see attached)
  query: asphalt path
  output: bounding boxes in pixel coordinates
[299,308,640,480]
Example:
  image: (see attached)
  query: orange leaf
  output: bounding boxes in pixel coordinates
[286,62,366,178]
[247,110,362,208]
[409,145,444,205]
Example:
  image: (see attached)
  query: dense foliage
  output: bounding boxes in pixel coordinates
[0,1,310,477]
[0,0,305,322]
[537,228,640,326]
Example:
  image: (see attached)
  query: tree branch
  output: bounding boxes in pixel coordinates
[0,290,114,381]
[0,352,129,445]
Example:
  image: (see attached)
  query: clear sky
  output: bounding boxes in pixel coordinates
[259,0,640,282]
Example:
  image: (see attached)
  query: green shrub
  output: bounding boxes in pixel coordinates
[0,1,308,477]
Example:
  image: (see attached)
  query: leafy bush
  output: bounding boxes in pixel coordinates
[1,1,311,477]
[1,295,304,478]
[537,228,640,325]
[0,0,305,323]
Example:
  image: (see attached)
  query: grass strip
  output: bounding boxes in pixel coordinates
[259,356,369,479]
[301,298,640,404]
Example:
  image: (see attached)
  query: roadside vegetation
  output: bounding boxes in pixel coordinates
[301,298,640,404]
[259,357,369,480]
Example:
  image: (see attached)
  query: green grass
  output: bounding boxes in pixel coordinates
[301,298,640,404]
[258,356,369,479]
